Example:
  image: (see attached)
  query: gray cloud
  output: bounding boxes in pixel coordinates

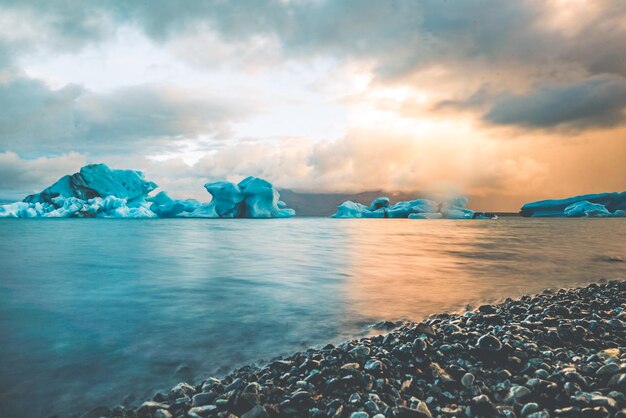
[485,75,626,128]
[0,76,250,153]
[1,0,624,136]
[2,1,624,78]
[0,151,87,198]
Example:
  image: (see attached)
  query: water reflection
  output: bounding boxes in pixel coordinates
[342,219,626,320]
[0,218,624,417]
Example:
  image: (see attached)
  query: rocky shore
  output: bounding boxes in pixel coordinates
[93,280,626,418]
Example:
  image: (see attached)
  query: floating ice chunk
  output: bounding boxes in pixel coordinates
[238,177,282,218]
[564,200,610,217]
[107,205,157,218]
[84,197,105,217]
[205,181,245,217]
[411,199,440,214]
[24,163,157,204]
[332,201,374,218]
[440,204,475,219]
[447,196,469,208]
[520,191,626,217]
[386,201,414,218]
[562,200,625,217]
[0,163,162,218]
[331,196,478,219]
[43,197,84,218]
[408,212,443,219]
[370,197,390,211]
[149,192,201,218]
[0,202,35,218]
[176,203,217,218]
[1,164,295,218]
[178,177,295,218]
[277,208,297,218]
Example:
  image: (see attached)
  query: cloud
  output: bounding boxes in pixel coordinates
[2,124,625,212]
[1,0,626,210]
[2,1,626,132]
[485,75,626,129]
[147,128,552,200]
[3,0,626,80]
[0,151,87,198]
[0,76,252,153]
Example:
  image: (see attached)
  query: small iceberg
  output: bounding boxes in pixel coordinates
[0,164,296,219]
[520,192,626,217]
[331,195,496,219]
[178,177,295,219]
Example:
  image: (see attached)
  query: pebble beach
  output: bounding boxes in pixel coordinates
[81,279,626,418]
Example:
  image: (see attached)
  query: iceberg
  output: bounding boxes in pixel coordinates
[0,164,161,218]
[148,192,201,218]
[369,197,390,210]
[333,201,378,218]
[24,164,157,204]
[238,176,282,218]
[520,192,626,217]
[331,196,494,219]
[0,201,47,218]
[563,201,610,218]
[408,212,443,219]
[0,164,296,219]
[205,181,245,217]
[180,177,295,218]
[440,203,475,219]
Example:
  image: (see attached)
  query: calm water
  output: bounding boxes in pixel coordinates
[0,218,625,417]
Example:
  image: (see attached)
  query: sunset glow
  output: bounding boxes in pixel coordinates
[1,1,625,210]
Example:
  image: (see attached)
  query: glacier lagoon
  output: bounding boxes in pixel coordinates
[0,218,625,417]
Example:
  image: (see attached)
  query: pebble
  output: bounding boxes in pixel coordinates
[461,372,475,389]
[520,402,540,416]
[82,280,626,418]
[364,359,383,371]
[504,385,531,403]
[476,334,502,352]
[597,362,620,376]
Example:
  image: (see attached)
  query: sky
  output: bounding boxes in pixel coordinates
[0,0,625,210]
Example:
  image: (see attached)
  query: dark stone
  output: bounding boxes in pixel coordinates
[470,394,495,417]
[476,334,502,352]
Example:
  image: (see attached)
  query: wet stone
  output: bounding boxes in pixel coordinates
[192,393,215,407]
[188,405,217,417]
[241,405,269,418]
[470,394,495,416]
[521,403,540,416]
[364,359,383,372]
[476,334,502,352]
[461,372,475,389]
[504,385,531,404]
[597,363,620,377]
[153,409,173,418]
[350,346,371,360]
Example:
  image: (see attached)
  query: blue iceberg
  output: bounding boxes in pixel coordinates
[520,192,626,217]
[0,164,159,218]
[24,164,158,204]
[0,164,296,219]
[177,177,295,218]
[148,192,201,218]
[331,196,494,219]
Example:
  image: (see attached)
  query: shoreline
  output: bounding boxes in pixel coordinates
[86,281,626,418]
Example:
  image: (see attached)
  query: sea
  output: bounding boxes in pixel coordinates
[0,218,624,417]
